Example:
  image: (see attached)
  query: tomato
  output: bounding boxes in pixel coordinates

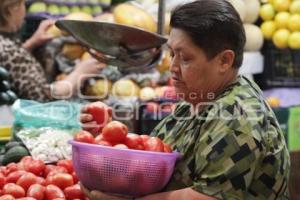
[144,137,164,152]
[71,172,78,184]
[0,172,6,189]
[20,157,33,166]
[43,165,56,178]
[102,121,128,143]
[86,102,112,131]
[46,173,73,190]
[16,173,37,191]
[6,171,26,183]
[163,143,172,153]
[3,183,25,198]
[57,160,73,174]
[6,163,18,174]
[45,185,65,200]
[45,166,68,178]
[113,144,128,149]
[36,177,46,186]
[0,194,15,200]
[124,134,144,150]
[17,197,36,200]
[0,167,8,176]
[64,184,84,200]
[25,160,45,176]
[74,131,95,144]
[140,135,150,145]
[27,184,46,200]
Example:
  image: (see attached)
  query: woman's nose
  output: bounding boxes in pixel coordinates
[169,55,180,73]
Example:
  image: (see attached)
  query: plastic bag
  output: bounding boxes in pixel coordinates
[12,99,81,134]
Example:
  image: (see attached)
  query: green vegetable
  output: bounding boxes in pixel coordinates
[0,67,9,81]
[2,146,29,165]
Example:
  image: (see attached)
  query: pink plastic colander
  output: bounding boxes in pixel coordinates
[70,140,181,197]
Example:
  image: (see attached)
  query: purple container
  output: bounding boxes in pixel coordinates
[70,140,181,197]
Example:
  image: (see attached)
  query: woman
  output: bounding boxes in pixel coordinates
[80,0,290,199]
[0,0,104,101]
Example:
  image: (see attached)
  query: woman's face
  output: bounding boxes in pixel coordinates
[167,28,234,105]
[8,0,26,31]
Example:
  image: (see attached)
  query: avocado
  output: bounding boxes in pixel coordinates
[0,67,9,81]
[5,141,24,152]
[2,146,29,165]
[0,81,10,91]
[6,90,18,103]
[0,92,10,104]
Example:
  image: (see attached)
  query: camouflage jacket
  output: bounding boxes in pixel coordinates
[151,76,290,200]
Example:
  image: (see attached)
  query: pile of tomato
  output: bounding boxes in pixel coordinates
[0,156,85,200]
[74,120,172,153]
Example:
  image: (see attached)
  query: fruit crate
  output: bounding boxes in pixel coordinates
[255,41,300,89]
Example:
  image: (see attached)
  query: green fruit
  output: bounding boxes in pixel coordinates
[6,90,18,103]
[5,141,24,152]
[28,2,47,13]
[0,67,9,81]
[0,81,10,91]
[47,4,60,15]
[60,6,70,15]
[0,92,10,105]
[93,6,103,14]
[70,6,81,13]
[2,146,29,165]
[81,6,93,14]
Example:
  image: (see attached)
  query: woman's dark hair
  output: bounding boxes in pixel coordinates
[170,0,246,68]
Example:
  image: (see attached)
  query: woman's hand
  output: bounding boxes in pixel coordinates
[80,183,133,200]
[22,19,55,51]
[74,58,106,75]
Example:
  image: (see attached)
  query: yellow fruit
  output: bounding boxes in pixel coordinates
[273,0,291,12]
[290,0,300,14]
[112,79,140,97]
[46,25,62,38]
[140,87,156,101]
[64,12,93,21]
[272,29,291,48]
[62,44,85,60]
[260,4,276,21]
[113,3,157,32]
[274,12,290,29]
[81,52,92,61]
[260,21,277,39]
[266,97,281,108]
[85,79,112,98]
[288,14,300,31]
[288,31,300,49]
[94,13,115,23]
[157,51,171,73]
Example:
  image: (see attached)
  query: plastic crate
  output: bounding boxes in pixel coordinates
[255,42,300,89]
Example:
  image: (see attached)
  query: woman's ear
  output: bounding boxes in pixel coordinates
[218,50,235,73]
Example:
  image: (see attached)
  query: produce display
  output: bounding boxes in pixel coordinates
[260,0,300,49]
[0,156,85,199]
[0,67,18,106]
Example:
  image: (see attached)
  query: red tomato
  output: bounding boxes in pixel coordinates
[113,144,128,149]
[144,137,164,152]
[45,185,65,200]
[0,167,8,176]
[16,173,37,191]
[71,172,78,184]
[0,194,15,200]
[95,140,112,146]
[6,163,18,174]
[57,160,73,174]
[86,101,112,129]
[27,184,46,200]
[74,131,95,144]
[64,184,84,200]
[6,171,26,183]
[20,157,33,166]
[140,135,150,145]
[17,197,36,200]
[3,183,25,198]
[46,173,73,190]
[43,165,56,177]
[102,121,128,143]
[25,160,45,176]
[124,134,144,150]
[0,172,6,189]
[36,177,46,186]
[163,143,172,153]
[45,166,68,178]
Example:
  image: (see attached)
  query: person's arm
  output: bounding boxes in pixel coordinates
[22,19,55,52]
[49,59,106,99]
